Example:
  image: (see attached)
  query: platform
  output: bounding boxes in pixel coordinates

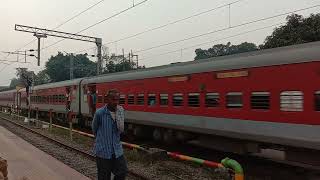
[0,126,90,180]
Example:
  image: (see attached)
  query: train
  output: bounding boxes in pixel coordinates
[0,41,320,166]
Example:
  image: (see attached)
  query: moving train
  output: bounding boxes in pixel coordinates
[0,41,320,165]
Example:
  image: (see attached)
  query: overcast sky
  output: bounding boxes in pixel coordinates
[0,0,319,86]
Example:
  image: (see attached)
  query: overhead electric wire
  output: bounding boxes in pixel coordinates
[42,0,150,50]
[76,0,246,54]
[106,0,244,45]
[133,4,320,54]
[139,22,285,61]
[54,0,106,30]
[0,0,107,79]
[0,59,31,64]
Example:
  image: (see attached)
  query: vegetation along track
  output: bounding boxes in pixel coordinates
[0,116,150,180]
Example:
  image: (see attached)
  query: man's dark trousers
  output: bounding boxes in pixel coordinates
[96,155,127,180]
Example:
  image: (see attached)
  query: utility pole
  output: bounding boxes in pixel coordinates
[96,38,102,75]
[1,50,35,63]
[122,49,125,71]
[34,33,47,66]
[70,54,74,80]
[131,50,139,69]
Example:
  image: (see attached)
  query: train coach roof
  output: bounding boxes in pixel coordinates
[0,89,17,94]
[83,41,320,84]
[32,78,81,90]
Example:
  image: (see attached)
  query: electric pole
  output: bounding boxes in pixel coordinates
[15,24,103,74]
[96,38,102,75]
[131,50,139,69]
[34,33,47,66]
[70,54,74,80]
[122,49,125,71]
[1,50,35,63]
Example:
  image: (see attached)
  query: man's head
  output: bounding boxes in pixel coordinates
[105,89,120,112]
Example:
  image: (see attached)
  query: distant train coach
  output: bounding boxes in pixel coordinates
[0,41,320,166]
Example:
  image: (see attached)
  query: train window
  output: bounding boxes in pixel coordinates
[188,93,200,107]
[128,94,134,105]
[226,92,243,108]
[63,95,66,103]
[315,91,320,111]
[280,91,303,111]
[119,95,126,105]
[62,95,65,102]
[205,93,219,107]
[148,94,156,106]
[102,95,106,103]
[54,95,58,103]
[160,94,168,106]
[173,93,183,106]
[98,95,103,103]
[251,92,270,110]
[137,94,144,105]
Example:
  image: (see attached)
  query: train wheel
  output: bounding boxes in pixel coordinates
[153,128,163,141]
[163,130,175,144]
[133,126,144,139]
[176,131,191,143]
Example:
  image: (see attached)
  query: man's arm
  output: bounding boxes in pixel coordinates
[92,112,99,136]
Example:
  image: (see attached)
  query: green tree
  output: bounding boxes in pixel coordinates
[261,14,320,49]
[6,68,34,90]
[34,70,51,85]
[9,78,20,89]
[194,42,258,60]
[103,54,144,74]
[45,52,96,82]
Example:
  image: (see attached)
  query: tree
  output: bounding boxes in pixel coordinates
[103,53,144,74]
[6,68,34,91]
[9,78,20,89]
[194,42,258,60]
[34,70,51,85]
[261,14,320,49]
[15,68,34,87]
[45,52,96,82]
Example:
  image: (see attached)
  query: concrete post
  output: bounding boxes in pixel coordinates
[49,109,53,133]
[69,111,73,141]
[36,107,39,127]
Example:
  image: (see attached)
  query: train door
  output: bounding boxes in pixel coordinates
[87,84,97,117]
[65,87,71,111]
[15,92,21,110]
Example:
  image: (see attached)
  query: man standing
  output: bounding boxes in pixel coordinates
[92,89,127,180]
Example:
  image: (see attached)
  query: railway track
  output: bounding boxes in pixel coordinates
[0,115,150,180]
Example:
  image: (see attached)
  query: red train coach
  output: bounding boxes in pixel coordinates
[83,41,320,165]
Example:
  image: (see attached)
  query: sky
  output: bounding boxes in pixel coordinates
[0,0,319,86]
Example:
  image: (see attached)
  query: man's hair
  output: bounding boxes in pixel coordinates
[106,89,120,98]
